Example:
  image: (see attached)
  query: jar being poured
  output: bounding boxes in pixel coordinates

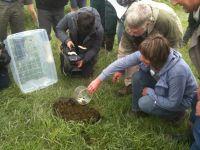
[73,86,92,105]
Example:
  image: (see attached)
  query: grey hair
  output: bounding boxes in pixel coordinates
[125,1,152,28]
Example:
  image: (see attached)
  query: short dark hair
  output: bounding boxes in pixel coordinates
[139,33,170,69]
[77,11,95,34]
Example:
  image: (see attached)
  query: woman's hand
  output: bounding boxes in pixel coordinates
[87,78,102,94]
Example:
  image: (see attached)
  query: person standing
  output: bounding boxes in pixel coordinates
[0,0,35,41]
[170,0,200,149]
[35,0,69,40]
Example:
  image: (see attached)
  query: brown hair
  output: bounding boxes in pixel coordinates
[77,11,95,34]
[139,33,170,69]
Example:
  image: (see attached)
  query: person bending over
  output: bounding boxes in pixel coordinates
[88,34,197,121]
[56,7,103,77]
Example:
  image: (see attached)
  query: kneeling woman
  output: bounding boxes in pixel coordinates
[87,34,197,119]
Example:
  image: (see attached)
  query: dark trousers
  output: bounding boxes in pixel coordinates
[0,1,24,41]
[90,0,105,28]
[105,1,117,37]
[37,8,64,40]
[0,69,10,89]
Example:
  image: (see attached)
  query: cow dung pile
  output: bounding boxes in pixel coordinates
[53,97,101,123]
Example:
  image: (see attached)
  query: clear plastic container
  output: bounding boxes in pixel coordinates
[5,29,58,93]
[73,86,92,105]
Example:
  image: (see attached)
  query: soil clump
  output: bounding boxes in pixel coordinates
[53,97,101,123]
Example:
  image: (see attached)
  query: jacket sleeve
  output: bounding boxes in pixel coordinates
[56,14,71,44]
[98,51,141,81]
[146,75,187,111]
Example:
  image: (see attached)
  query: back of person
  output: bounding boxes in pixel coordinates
[149,1,183,48]
[35,0,68,10]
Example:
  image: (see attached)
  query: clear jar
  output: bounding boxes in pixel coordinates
[73,86,92,105]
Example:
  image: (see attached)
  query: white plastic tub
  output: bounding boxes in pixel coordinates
[5,29,58,93]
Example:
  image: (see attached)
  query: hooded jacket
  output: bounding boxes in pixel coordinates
[56,7,104,62]
[98,49,197,111]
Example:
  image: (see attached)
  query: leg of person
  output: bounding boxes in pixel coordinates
[91,0,105,48]
[37,9,52,40]
[78,0,86,8]
[52,8,64,38]
[189,95,200,149]
[117,20,124,45]
[0,1,10,41]
[131,70,157,112]
[104,1,117,51]
[138,95,182,119]
[10,2,24,34]
[118,65,139,96]
[0,69,10,89]
[90,0,105,28]
[70,0,78,11]
[191,118,200,150]
[183,26,193,45]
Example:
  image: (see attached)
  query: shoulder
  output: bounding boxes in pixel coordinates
[168,59,191,77]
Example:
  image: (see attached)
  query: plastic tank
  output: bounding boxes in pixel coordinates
[5,29,58,93]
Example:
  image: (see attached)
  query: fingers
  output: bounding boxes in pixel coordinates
[87,84,96,94]
[66,41,74,49]
[87,78,101,94]
[112,72,122,83]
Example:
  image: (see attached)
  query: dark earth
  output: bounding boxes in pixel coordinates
[53,97,101,123]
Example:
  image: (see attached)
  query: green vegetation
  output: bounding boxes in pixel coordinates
[0,1,195,150]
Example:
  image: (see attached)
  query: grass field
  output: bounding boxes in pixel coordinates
[0,1,196,150]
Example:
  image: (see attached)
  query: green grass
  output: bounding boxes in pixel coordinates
[0,1,195,150]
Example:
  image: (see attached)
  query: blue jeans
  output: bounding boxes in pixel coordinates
[132,70,182,118]
[191,118,200,150]
[190,96,200,150]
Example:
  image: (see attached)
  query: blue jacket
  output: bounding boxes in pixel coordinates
[98,49,198,111]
